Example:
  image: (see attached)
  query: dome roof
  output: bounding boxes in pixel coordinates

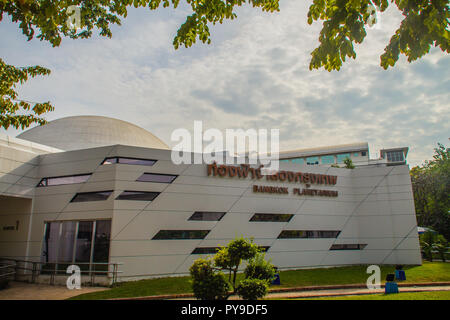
[17,116,169,151]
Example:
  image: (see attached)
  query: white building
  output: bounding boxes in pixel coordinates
[0,116,421,283]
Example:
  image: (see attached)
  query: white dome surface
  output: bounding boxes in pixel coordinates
[17,116,169,151]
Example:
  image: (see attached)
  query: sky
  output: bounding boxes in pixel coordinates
[1,1,449,167]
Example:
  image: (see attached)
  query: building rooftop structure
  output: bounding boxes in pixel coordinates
[16,116,170,151]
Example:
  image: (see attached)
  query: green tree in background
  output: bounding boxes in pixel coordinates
[411,143,450,240]
[1,0,449,129]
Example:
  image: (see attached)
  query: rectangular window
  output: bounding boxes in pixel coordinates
[137,173,178,183]
[280,159,290,163]
[70,191,113,202]
[336,153,351,164]
[93,220,111,263]
[75,221,93,263]
[330,244,367,250]
[101,157,156,166]
[58,221,77,263]
[188,212,226,221]
[278,230,340,239]
[115,191,160,201]
[321,155,335,164]
[386,151,404,162]
[41,220,111,273]
[306,156,319,165]
[37,174,91,187]
[249,213,293,222]
[361,151,367,156]
[152,230,210,240]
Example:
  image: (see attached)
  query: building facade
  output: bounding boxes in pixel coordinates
[0,116,422,283]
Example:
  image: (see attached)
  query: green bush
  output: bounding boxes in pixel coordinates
[244,253,275,281]
[189,259,229,300]
[236,278,269,300]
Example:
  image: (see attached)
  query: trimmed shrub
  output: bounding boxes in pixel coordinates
[236,278,269,300]
[244,253,275,281]
[190,259,229,300]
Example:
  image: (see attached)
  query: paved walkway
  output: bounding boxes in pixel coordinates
[0,281,108,300]
[264,285,450,299]
[1,281,449,300]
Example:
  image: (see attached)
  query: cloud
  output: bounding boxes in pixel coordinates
[0,1,448,166]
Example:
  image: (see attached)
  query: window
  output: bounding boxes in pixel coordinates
[386,151,404,162]
[291,158,304,164]
[336,153,351,164]
[280,159,290,163]
[249,213,293,222]
[278,230,340,239]
[70,191,113,202]
[152,230,210,240]
[101,157,156,166]
[306,156,319,165]
[321,155,335,164]
[361,151,367,156]
[137,173,178,183]
[353,153,359,157]
[192,246,270,254]
[188,212,226,221]
[330,244,367,250]
[191,247,220,254]
[115,191,160,201]
[37,174,91,187]
[93,220,112,263]
[41,220,111,272]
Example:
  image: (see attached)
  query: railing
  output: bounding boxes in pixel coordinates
[0,263,16,283]
[0,258,122,286]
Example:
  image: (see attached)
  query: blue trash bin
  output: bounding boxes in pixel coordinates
[385,282,399,294]
[395,270,406,281]
[271,273,280,285]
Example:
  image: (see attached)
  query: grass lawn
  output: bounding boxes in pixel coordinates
[298,290,450,300]
[70,262,450,300]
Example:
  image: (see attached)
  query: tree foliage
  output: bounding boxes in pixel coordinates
[411,143,450,240]
[189,237,274,300]
[1,0,448,129]
[0,58,53,129]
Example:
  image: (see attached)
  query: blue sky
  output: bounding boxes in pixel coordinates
[1,1,449,166]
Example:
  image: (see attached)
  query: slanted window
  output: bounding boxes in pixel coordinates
[278,230,340,239]
[249,213,293,222]
[191,247,219,255]
[115,191,160,201]
[192,245,270,254]
[330,244,367,250]
[37,174,91,187]
[188,212,226,221]
[70,191,113,203]
[152,230,210,240]
[137,173,178,183]
[101,157,156,166]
